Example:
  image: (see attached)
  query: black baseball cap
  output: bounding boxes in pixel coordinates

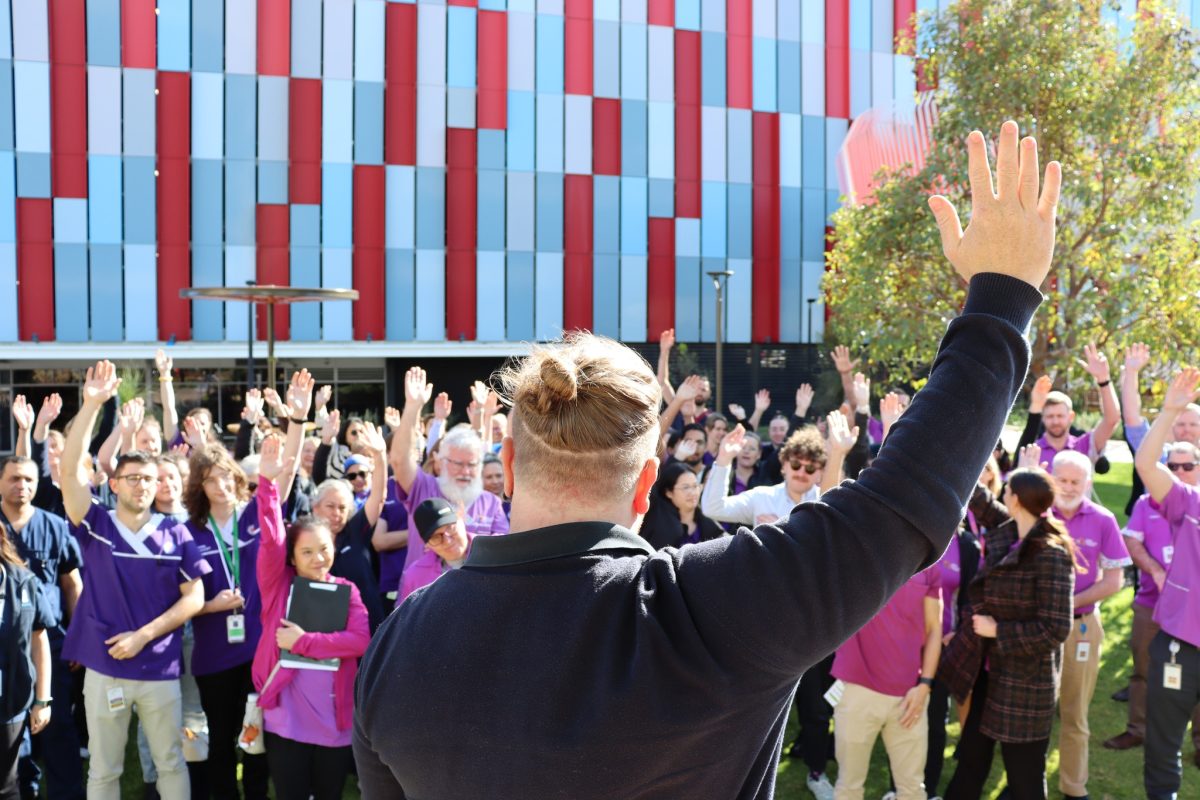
[414,498,458,543]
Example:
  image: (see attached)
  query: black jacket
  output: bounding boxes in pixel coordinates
[353,274,1041,799]
[0,564,54,719]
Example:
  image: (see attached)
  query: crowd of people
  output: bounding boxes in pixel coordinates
[0,329,1194,800]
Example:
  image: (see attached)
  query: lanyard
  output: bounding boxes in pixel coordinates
[209,510,240,590]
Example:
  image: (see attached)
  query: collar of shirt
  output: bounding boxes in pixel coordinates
[465,521,655,568]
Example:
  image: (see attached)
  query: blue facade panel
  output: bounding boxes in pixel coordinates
[506,251,535,341]
[88,244,123,342]
[191,244,225,341]
[415,167,446,250]
[535,172,564,252]
[384,248,415,342]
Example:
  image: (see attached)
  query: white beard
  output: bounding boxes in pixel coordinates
[437,472,484,508]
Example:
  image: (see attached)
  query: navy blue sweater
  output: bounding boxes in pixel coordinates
[353,273,1042,799]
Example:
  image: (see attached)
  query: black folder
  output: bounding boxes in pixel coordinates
[280,577,351,671]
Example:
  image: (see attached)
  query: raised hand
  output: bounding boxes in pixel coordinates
[155,348,172,376]
[404,367,433,409]
[483,390,502,421]
[852,372,871,412]
[358,421,387,456]
[1124,343,1151,374]
[466,400,482,426]
[927,121,1061,288]
[727,403,746,421]
[258,434,294,482]
[242,388,264,423]
[35,393,63,432]
[755,389,771,412]
[262,388,288,419]
[314,384,333,410]
[880,392,906,430]
[1029,374,1054,413]
[714,424,746,467]
[320,408,342,445]
[285,369,316,420]
[675,375,704,403]
[830,345,858,375]
[433,392,452,421]
[170,442,191,457]
[795,384,814,416]
[1080,343,1111,384]
[1163,368,1200,412]
[659,327,675,351]
[470,380,489,407]
[82,361,122,406]
[673,437,698,462]
[182,416,205,449]
[1017,443,1044,470]
[384,406,402,430]
[825,410,859,457]
[118,399,145,438]
[11,395,34,430]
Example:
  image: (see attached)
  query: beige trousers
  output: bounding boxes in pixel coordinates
[1059,610,1103,797]
[833,681,928,800]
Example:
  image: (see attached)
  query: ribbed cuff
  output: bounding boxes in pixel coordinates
[962,273,1043,333]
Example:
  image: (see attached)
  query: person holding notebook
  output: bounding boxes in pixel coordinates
[251,436,370,800]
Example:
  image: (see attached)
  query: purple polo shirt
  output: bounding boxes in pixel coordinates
[377,479,409,597]
[1052,497,1129,616]
[64,504,211,680]
[400,471,509,574]
[1124,494,1175,610]
[1154,482,1200,646]
[398,548,453,604]
[264,668,350,747]
[1036,431,1092,470]
[187,498,263,676]
[935,535,964,635]
[831,567,940,697]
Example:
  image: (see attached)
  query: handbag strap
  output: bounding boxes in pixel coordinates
[259,661,283,698]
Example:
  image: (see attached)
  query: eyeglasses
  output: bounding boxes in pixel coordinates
[427,528,458,546]
[115,474,156,486]
[443,457,481,472]
[787,461,820,475]
[1167,462,1198,472]
[345,471,369,481]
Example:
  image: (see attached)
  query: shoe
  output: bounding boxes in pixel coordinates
[1111,685,1130,702]
[806,771,834,800]
[881,793,897,800]
[1103,732,1143,750]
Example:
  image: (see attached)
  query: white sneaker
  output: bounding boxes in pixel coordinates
[806,772,835,800]
[881,793,898,800]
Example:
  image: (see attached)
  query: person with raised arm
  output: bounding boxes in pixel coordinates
[59,361,210,800]
[1018,344,1121,469]
[1135,369,1200,800]
[727,389,772,434]
[354,122,1060,799]
[252,437,370,800]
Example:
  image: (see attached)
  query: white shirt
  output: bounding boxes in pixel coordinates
[700,464,820,526]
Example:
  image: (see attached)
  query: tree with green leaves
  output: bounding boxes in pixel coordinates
[825,0,1200,399]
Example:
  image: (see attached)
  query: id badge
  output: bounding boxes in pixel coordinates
[106,686,126,712]
[227,613,246,644]
[1164,662,1183,691]
[1075,641,1091,662]
[1162,545,1174,564]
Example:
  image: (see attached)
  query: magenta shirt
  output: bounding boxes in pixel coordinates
[1124,494,1175,610]
[1154,482,1200,646]
[831,567,940,697]
[400,471,509,574]
[264,668,351,748]
[1035,431,1091,471]
[1052,497,1129,616]
[935,535,963,635]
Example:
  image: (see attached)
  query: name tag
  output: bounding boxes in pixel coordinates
[1162,545,1174,565]
[1164,663,1183,691]
[227,613,246,644]
[823,679,845,708]
[1076,641,1091,663]
[106,686,126,712]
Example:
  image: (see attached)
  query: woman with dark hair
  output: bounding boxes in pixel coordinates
[0,533,53,798]
[639,461,725,549]
[939,466,1082,800]
[253,436,370,800]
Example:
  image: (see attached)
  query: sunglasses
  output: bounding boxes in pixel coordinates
[345,471,369,480]
[787,461,820,475]
[1167,462,1198,472]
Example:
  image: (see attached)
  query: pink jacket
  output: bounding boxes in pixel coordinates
[252,478,370,732]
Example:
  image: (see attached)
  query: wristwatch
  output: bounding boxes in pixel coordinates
[917,677,934,688]
[32,698,52,708]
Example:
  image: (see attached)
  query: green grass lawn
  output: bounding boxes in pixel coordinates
[100,463,1190,799]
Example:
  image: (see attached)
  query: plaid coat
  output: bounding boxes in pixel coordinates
[936,520,1075,742]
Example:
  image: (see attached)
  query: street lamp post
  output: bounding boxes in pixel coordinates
[807,297,817,344]
[247,281,256,390]
[707,270,734,414]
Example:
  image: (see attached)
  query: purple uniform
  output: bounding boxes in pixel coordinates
[377,479,409,597]
[1036,431,1092,470]
[64,504,211,680]
[1124,494,1175,610]
[1052,497,1130,616]
[935,535,964,635]
[186,498,263,676]
[1155,482,1200,646]
[832,568,940,697]
[400,471,509,574]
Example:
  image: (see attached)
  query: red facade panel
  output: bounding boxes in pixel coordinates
[352,166,386,340]
[258,0,291,77]
[478,11,508,129]
[648,0,675,27]
[563,174,593,332]
[157,71,191,341]
[256,204,291,340]
[675,30,701,218]
[386,3,418,163]
[592,99,621,176]
[49,0,87,197]
[121,0,157,69]
[289,78,323,204]
[157,246,192,341]
[16,199,53,342]
[825,0,850,118]
[726,0,751,109]
[647,218,675,342]
[894,0,917,51]
[751,112,780,343]
[446,129,477,341]
[564,16,593,96]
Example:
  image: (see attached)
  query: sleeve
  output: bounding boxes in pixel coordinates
[292,583,371,660]
[991,546,1074,657]
[843,411,872,479]
[1159,481,1198,528]
[670,273,1041,679]
[347,509,372,548]
[699,464,759,525]
[968,484,1011,532]
[54,520,83,575]
[31,576,56,632]
[924,567,942,596]
[255,479,290,601]
[1125,418,1150,456]
[234,422,254,461]
[1123,499,1147,542]
[175,530,213,583]
[1099,515,1132,569]
[1016,411,1042,453]
[313,443,332,485]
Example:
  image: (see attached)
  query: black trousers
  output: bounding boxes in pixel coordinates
[1,715,25,800]
[790,653,835,774]
[1144,632,1200,800]
[19,652,84,800]
[264,732,352,800]
[944,672,1048,800]
[195,662,269,800]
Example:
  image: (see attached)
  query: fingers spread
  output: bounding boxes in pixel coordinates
[927,196,964,257]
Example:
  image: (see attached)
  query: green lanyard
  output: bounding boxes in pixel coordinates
[209,510,240,589]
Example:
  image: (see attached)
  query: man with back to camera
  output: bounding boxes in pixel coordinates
[353,122,1061,799]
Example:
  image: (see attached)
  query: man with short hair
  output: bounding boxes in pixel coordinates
[391,369,509,584]
[1051,449,1131,800]
[670,424,709,475]
[60,361,210,800]
[0,455,84,800]
[1020,344,1121,469]
[398,498,473,603]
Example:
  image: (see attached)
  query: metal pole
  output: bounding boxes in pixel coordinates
[266,301,276,395]
[807,298,816,344]
[707,270,733,415]
[247,281,256,389]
